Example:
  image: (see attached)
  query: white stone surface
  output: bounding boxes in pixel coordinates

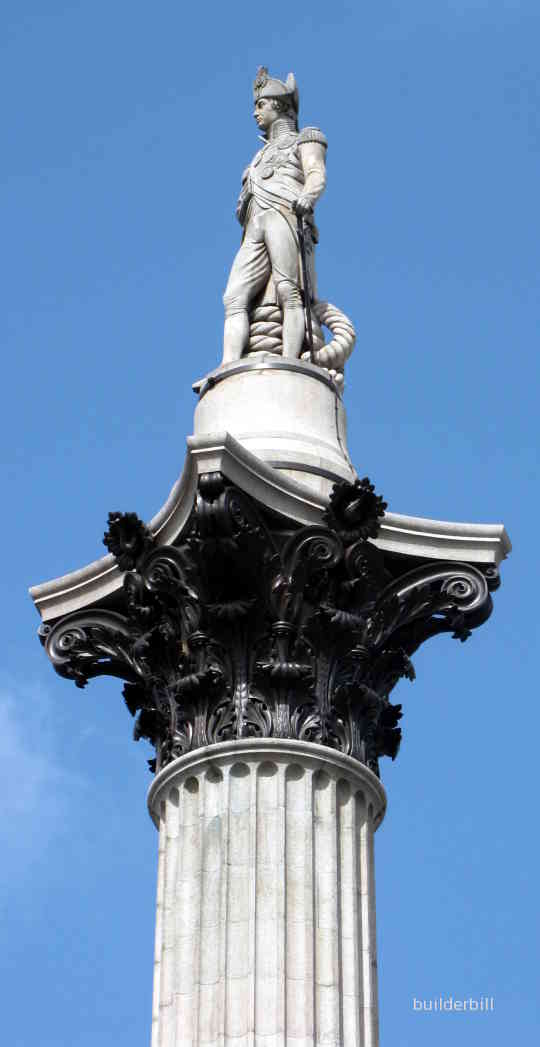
[147,738,386,1047]
[193,358,357,498]
[29,430,511,622]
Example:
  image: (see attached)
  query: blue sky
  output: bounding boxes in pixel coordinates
[2,1,538,1043]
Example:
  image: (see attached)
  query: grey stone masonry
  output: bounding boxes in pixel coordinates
[148,740,385,1047]
[30,363,510,1047]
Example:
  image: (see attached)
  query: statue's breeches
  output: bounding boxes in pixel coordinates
[223,207,301,316]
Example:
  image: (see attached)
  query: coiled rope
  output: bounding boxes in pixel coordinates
[246,300,356,391]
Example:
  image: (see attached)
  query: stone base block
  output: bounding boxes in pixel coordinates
[193,358,356,498]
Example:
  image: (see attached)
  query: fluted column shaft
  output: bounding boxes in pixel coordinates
[147,739,386,1047]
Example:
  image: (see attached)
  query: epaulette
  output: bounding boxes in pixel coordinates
[297,126,328,148]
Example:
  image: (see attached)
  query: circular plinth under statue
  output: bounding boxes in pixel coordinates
[193,356,357,498]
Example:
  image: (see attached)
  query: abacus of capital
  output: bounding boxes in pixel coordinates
[30,68,510,1046]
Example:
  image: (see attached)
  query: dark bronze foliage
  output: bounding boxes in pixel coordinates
[323,477,387,543]
[103,511,153,571]
[41,474,493,777]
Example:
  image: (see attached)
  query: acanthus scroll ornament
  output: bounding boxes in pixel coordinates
[39,474,495,777]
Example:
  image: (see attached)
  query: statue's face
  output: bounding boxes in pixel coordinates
[253,97,279,133]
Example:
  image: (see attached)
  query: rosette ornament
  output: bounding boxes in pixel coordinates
[39,475,495,776]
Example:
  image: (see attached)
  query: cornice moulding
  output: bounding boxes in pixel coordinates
[29,432,511,622]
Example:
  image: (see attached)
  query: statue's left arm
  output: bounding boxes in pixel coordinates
[295,127,328,217]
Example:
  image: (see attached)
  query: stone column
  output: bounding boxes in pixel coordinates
[148,738,386,1047]
[33,471,503,1045]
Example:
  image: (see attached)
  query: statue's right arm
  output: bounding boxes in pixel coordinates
[236,165,251,225]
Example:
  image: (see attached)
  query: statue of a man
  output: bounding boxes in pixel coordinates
[221,68,327,366]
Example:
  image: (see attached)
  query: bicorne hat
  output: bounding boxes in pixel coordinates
[253,67,299,114]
